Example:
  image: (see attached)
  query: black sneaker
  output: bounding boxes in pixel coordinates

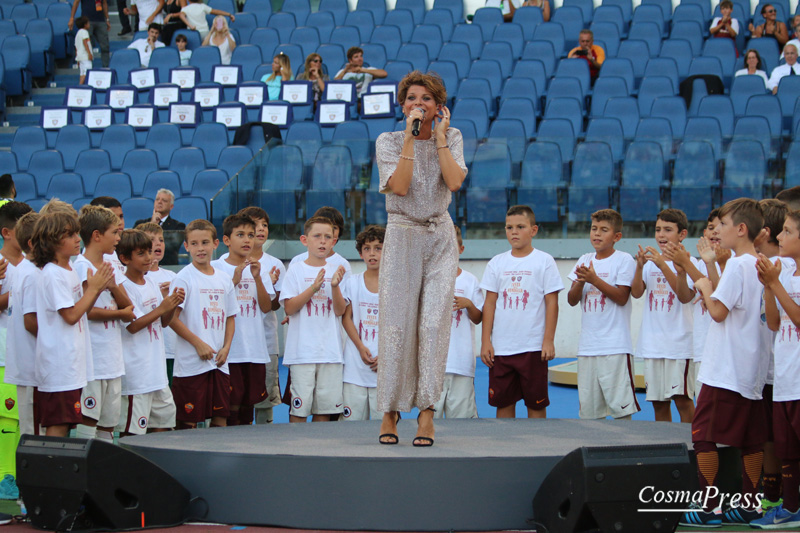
[0,512,13,525]
[722,506,761,523]
[117,28,132,36]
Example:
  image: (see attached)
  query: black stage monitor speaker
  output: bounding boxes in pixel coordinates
[532,443,693,533]
[17,435,191,531]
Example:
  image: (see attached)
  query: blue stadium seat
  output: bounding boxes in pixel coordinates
[149,47,180,85]
[249,28,279,61]
[344,11,375,40]
[45,2,71,60]
[746,38,779,74]
[620,141,666,220]
[14,173,37,202]
[230,44,263,81]
[453,98,489,138]
[330,26,361,54]
[411,24,444,59]
[450,118,478,164]
[12,126,47,171]
[109,48,141,88]
[27,150,63,194]
[644,59,679,95]
[260,144,303,224]
[500,77,538,112]
[472,7,503,41]
[590,21,621,56]
[120,149,159,195]
[433,0,463,22]
[522,41,556,78]
[267,12,297,42]
[569,142,615,221]
[231,12,257,44]
[598,58,635,93]
[684,116,723,161]
[172,196,209,221]
[723,140,766,202]
[493,23,525,60]
[585,117,625,162]
[305,12,334,42]
[517,141,563,222]
[481,42,514,79]
[702,38,737,87]
[512,59,548,98]
[533,22,566,57]
[696,94,735,138]
[357,42,387,70]
[688,56,724,83]
[216,146,253,179]
[396,43,429,73]
[466,142,513,224]
[144,123,182,169]
[191,169,229,199]
[590,77,629,118]
[629,22,662,57]
[634,117,674,161]
[552,6,584,49]
[785,141,800,187]
[0,152,17,175]
[603,96,639,139]
[384,9,414,41]
[734,115,776,163]
[45,172,84,202]
[429,60,459,104]
[682,0,712,23]
[497,98,536,139]
[745,93,784,139]
[632,3,666,34]
[512,6,544,40]
[659,39,693,80]
[73,149,111,195]
[555,58,591,98]
[317,43,347,74]
[54,124,91,171]
[536,118,576,164]
[331,121,371,168]
[171,29,202,50]
[142,170,181,199]
[545,97,583,136]
[449,23,483,61]
[2,35,31,97]
[244,0,273,26]
[617,39,649,86]
[468,59,503,99]
[546,77,584,112]
[731,74,768,116]
[285,121,324,172]
[777,76,800,133]
[307,145,354,222]
[650,96,687,139]
[593,5,626,38]
[395,0,424,24]
[25,18,54,79]
[189,46,221,82]
[121,198,155,226]
[318,0,347,25]
[10,3,38,30]
[191,123,228,167]
[282,0,310,25]
[424,8,455,41]
[670,20,704,56]
[169,147,207,195]
[369,25,401,60]
[488,118,528,169]
[94,172,133,201]
[356,0,386,25]
[638,76,675,115]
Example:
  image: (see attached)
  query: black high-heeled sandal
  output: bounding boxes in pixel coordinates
[413,407,436,447]
[379,412,401,445]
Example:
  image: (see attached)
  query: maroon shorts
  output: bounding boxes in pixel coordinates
[35,389,82,428]
[763,384,774,442]
[488,351,549,410]
[171,370,231,423]
[773,400,800,460]
[692,384,767,449]
[229,362,267,407]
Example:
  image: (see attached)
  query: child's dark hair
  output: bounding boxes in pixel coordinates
[718,198,764,242]
[777,186,800,211]
[0,174,15,198]
[0,201,32,232]
[78,205,119,244]
[223,213,255,238]
[719,0,733,9]
[304,216,334,235]
[454,224,463,247]
[506,205,536,225]
[238,206,269,226]
[707,208,721,223]
[185,219,217,241]
[75,16,89,29]
[786,209,800,231]
[90,196,122,210]
[117,229,153,263]
[15,212,39,255]
[355,225,385,254]
[313,206,344,237]
[591,209,623,233]
[656,209,689,233]
[759,199,788,245]
[175,34,187,42]
[31,212,80,268]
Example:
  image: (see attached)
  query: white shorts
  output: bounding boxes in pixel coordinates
[433,373,478,419]
[644,358,695,402]
[255,354,281,409]
[341,383,379,421]
[18,385,35,436]
[288,363,343,418]
[81,377,122,428]
[117,387,176,435]
[78,59,92,76]
[694,361,702,401]
[577,354,640,419]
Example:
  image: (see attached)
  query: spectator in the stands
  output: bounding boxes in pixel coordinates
[567,29,604,83]
[179,0,234,40]
[124,0,164,32]
[68,0,111,67]
[484,0,550,22]
[261,53,293,101]
[735,49,769,86]
[334,46,388,97]
[75,16,93,84]
[297,53,329,109]
[768,43,800,93]
[710,0,739,55]
[160,0,187,45]
[134,189,185,265]
[128,23,165,67]
[175,34,192,65]
[202,15,235,65]
[750,3,789,47]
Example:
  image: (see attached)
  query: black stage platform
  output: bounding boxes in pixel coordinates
[121,419,694,531]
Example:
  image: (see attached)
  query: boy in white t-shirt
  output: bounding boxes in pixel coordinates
[179,0,234,39]
[631,208,696,423]
[341,225,384,421]
[681,198,772,527]
[169,219,237,429]
[235,206,286,425]
[567,209,639,420]
[5,212,40,437]
[434,225,483,419]
[753,209,800,528]
[74,205,135,442]
[211,213,277,426]
[31,212,114,438]
[74,16,93,84]
[281,216,347,423]
[288,206,352,279]
[117,230,184,435]
[480,205,564,419]
[135,222,178,383]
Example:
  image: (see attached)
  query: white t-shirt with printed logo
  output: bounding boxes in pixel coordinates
[568,250,636,356]
[35,263,93,392]
[74,255,126,380]
[480,249,564,356]
[280,261,344,365]
[765,257,795,386]
[772,264,800,401]
[211,258,273,364]
[289,251,351,279]
[446,270,484,377]
[0,261,17,367]
[104,252,127,276]
[145,267,177,358]
[635,260,695,359]
[5,259,39,386]
[170,263,238,377]
[698,254,773,399]
[341,273,379,387]
[120,277,168,395]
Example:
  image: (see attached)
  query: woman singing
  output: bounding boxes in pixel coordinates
[375,71,466,447]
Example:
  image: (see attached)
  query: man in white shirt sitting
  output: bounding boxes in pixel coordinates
[128,23,164,67]
[768,43,800,93]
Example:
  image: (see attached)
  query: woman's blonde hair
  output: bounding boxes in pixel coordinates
[397,70,447,107]
[266,52,292,82]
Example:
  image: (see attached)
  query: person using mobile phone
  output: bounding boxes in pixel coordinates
[202,15,235,65]
[567,29,605,84]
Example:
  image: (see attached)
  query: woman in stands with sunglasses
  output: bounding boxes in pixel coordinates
[297,54,328,110]
[750,3,788,47]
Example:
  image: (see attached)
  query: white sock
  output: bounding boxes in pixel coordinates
[75,424,97,439]
[95,430,114,442]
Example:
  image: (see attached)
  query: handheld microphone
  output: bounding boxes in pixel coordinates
[411,110,424,136]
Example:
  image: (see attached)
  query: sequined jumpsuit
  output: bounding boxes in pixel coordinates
[375,128,467,412]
